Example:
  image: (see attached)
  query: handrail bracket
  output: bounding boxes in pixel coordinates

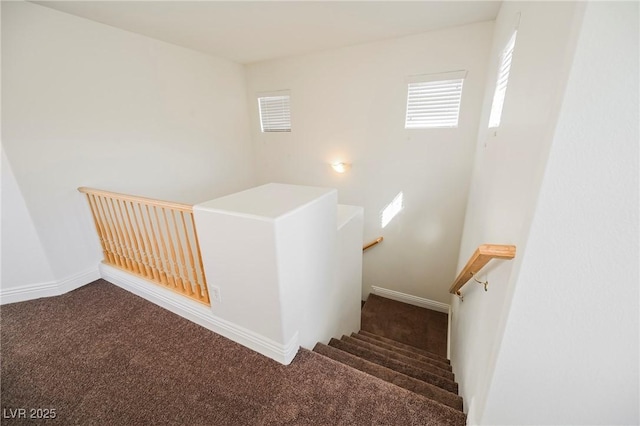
[449,244,516,297]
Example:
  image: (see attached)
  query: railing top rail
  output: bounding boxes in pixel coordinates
[78,187,193,212]
[448,244,516,295]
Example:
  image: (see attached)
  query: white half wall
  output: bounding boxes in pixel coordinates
[1,2,255,293]
[193,183,363,362]
[481,2,639,424]
[245,21,494,304]
[449,1,586,422]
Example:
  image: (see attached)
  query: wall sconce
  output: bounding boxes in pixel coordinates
[331,162,351,173]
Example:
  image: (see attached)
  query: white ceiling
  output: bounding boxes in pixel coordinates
[33,1,501,64]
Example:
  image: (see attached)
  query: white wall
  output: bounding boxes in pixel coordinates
[481,2,639,424]
[449,1,586,422]
[334,205,364,337]
[1,148,56,288]
[245,22,494,304]
[1,2,255,291]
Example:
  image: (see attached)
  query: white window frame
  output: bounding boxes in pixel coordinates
[488,28,518,129]
[257,91,291,133]
[404,70,467,129]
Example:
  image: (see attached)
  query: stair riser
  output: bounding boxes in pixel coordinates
[350,333,452,373]
[313,343,463,412]
[341,336,454,381]
[328,339,458,394]
[359,330,450,364]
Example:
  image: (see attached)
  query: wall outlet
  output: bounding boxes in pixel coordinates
[210,286,221,303]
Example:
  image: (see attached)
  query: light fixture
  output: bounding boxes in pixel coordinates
[331,162,351,173]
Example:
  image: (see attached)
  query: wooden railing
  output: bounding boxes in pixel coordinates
[449,244,516,295]
[363,236,383,252]
[78,187,210,305]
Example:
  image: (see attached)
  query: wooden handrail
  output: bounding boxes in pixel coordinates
[449,244,516,295]
[78,187,193,212]
[78,186,210,305]
[363,236,383,252]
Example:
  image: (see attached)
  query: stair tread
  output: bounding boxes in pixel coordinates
[359,330,450,363]
[351,333,452,372]
[313,343,463,412]
[328,338,458,394]
[341,336,454,380]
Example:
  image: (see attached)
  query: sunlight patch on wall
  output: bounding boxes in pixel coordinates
[381,192,404,228]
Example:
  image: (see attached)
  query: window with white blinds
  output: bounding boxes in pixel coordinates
[258,94,291,132]
[405,71,466,129]
[488,31,517,128]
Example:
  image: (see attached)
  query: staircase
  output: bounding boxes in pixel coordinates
[312,295,466,425]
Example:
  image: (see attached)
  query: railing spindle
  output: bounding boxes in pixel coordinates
[130,201,152,279]
[180,211,200,300]
[99,195,127,268]
[128,201,150,278]
[171,210,192,296]
[140,204,164,284]
[189,213,209,303]
[86,194,111,264]
[110,198,135,272]
[153,205,175,288]
[162,208,183,291]
[118,199,143,275]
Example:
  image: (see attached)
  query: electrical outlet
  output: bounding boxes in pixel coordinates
[210,286,221,303]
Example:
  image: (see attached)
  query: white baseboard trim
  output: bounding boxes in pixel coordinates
[0,267,100,305]
[100,264,299,365]
[371,286,451,314]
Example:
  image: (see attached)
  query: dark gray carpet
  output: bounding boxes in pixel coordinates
[1,280,463,425]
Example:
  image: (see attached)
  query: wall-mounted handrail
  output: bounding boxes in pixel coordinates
[78,187,210,305]
[449,244,516,295]
[363,236,383,252]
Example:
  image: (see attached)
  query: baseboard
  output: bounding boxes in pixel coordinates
[100,264,299,365]
[370,286,451,314]
[0,267,100,305]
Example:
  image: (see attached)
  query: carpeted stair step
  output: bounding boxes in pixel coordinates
[328,338,458,394]
[313,343,463,411]
[359,330,450,364]
[340,336,454,381]
[351,332,452,372]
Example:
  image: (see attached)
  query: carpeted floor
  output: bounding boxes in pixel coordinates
[1,280,458,425]
[361,294,448,357]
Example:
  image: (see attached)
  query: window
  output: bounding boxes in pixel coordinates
[488,31,517,128]
[405,71,466,129]
[258,94,291,132]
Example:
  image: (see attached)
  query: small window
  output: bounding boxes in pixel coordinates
[405,71,466,129]
[488,31,517,128]
[258,94,291,133]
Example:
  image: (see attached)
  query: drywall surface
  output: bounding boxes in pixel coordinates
[449,2,585,422]
[194,184,361,360]
[334,205,364,338]
[481,2,639,424]
[1,148,56,289]
[2,2,255,286]
[245,21,494,304]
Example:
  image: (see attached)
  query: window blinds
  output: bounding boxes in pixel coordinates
[405,76,465,129]
[258,95,291,132]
